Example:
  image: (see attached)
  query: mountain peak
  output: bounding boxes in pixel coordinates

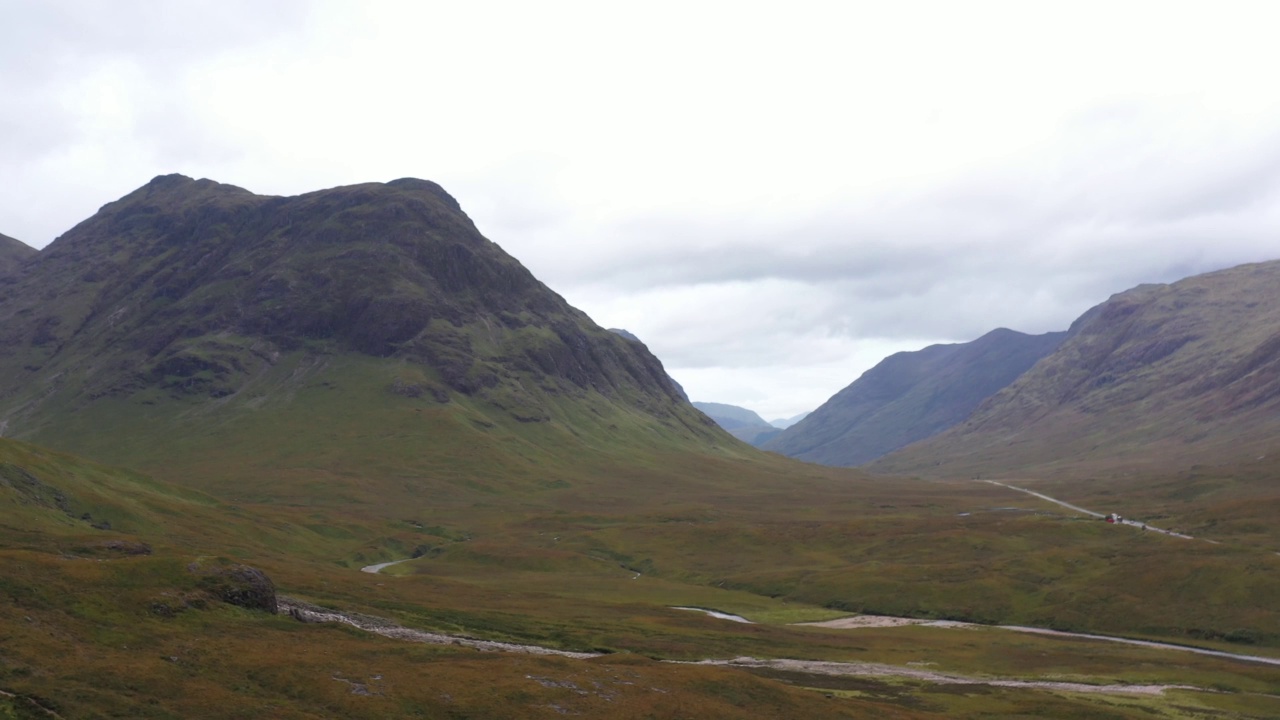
[0,176,710,446]
[145,172,196,189]
[139,173,252,197]
[385,177,466,215]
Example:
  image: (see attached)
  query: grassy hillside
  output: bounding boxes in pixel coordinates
[875,260,1280,477]
[2,436,1277,718]
[11,356,1280,654]
[766,328,1066,466]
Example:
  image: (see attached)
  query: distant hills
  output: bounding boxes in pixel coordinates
[765,328,1066,466]
[691,401,783,445]
[0,231,35,277]
[692,402,768,429]
[873,260,1280,476]
[769,411,809,429]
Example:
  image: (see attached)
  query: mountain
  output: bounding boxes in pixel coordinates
[764,328,1067,466]
[874,260,1280,476]
[692,401,781,445]
[608,327,688,399]
[692,401,768,430]
[0,231,35,277]
[769,411,809,429]
[0,175,723,483]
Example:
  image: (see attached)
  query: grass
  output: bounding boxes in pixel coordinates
[0,351,1277,717]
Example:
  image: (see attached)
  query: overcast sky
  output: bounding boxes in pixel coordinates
[5,1,1280,419]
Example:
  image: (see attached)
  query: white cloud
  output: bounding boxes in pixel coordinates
[5,0,1280,417]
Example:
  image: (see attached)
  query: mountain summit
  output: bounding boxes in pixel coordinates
[0,175,716,468]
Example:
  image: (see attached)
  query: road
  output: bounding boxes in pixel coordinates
[981,480,1195,539]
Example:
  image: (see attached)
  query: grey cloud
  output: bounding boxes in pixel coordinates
[541,120,1280,349]
[0,1,312,245]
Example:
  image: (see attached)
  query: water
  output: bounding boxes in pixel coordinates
[672,607,753,623]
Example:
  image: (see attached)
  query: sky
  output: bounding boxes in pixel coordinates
[5,0,1280,419]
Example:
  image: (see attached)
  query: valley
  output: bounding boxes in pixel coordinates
[0,176,1276,718]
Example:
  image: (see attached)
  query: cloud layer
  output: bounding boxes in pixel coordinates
[6,1,1280,417]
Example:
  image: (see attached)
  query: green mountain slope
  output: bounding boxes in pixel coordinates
[765,328,1066,466]
[0,175,722,477]
[0,231,35,278]
[874,260,1280,477]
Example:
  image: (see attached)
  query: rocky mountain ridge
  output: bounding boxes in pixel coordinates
[873,260,1280,475]
[0,175,717,454]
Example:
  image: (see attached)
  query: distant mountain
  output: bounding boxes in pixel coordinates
[0,232,35,278]
[692,402,767,430]
[692,401,781,445]
[765,328,1066,466]
[769,412,809,429]
[874,260,1280,476]
[0,175,726,481]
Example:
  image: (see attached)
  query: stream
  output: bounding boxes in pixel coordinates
[360,557,1280,668]
[278,596,1230,696]
[360,558,414,574]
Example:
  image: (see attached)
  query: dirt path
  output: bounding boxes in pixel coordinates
[798,615,1280,667]
[277,597,601,658]
[997,625,1280,667]
[678,657,1200,696]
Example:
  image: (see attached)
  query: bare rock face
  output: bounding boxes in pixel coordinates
[190,561,278,613]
